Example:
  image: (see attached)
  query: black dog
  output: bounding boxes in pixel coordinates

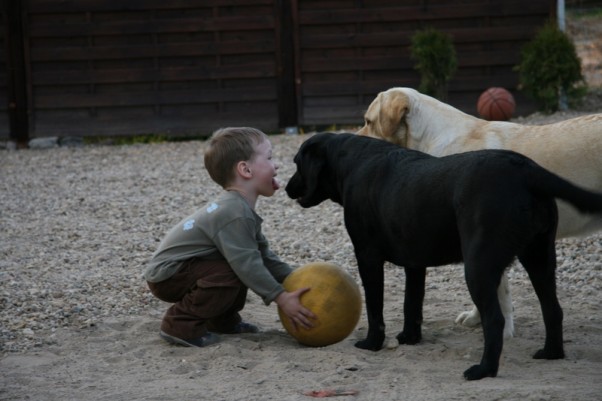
[285,132,602,380]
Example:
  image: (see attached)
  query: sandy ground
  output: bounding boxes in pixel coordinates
[2,301,602,401]
[1,263,601,401]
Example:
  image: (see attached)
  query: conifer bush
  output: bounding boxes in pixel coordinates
[410,28,457,100]
[515,22,586,112]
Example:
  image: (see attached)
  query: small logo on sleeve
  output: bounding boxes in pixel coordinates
[183,219,195,231]
[206,203,219,213]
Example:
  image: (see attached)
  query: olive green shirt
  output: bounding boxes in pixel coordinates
[145,191,292,304]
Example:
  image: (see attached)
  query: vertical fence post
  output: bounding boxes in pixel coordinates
[4,0,29,146]
[274,0,298,129]
[557,0,568,111]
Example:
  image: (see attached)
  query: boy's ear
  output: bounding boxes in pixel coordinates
[236,161,253,178]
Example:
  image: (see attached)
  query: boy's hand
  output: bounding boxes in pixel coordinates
[275,288,317,331]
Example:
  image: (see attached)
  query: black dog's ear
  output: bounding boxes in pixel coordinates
[297,133,330,165]
[301,138,326,174]
[296,134,329,196]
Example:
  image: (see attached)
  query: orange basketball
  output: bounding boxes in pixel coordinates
[477,87,516,121]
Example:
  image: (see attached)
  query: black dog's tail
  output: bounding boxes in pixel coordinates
[530,164,602,214]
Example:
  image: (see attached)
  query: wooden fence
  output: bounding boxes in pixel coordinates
[0,0,556,144]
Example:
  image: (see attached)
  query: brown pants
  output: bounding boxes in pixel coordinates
[147,258,247,340]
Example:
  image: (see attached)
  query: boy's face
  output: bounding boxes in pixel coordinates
[248,139,280,197]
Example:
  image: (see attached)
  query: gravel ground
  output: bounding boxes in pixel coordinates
[1,106,602,401]
[1,104,601,355]
[0,133,355,353]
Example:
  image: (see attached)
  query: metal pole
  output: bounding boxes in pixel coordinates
[558,0,568,110]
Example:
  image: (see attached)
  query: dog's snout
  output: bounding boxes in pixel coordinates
[285,173,301,199]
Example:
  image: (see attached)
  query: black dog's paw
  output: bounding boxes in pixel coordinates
[355,337,384,351]
[396,330,421,345]
[533,347,565,360]
[463,364,497,381]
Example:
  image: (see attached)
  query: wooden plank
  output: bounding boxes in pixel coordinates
[29,15,275,37]
[301,105,365,123]
[297,2,551,25]
[32,64,277,85]
[297,0,358,11]
[458,51,521,67]
[299,25,538,49]
[33,87,278,109]
[28,0,274,13]
[31,111,279,137]
[301,72,520,98]
[450,76,520,91]
[298,50,519,74]
[301,56,413,72]
[301,81,407,96]
[30,40,276,61]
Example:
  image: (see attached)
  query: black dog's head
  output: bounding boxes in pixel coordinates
[285,132,341,208]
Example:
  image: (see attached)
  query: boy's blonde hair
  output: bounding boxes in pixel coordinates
[204,127,268,188]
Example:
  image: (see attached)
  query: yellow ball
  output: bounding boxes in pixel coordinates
[278,262,362,347]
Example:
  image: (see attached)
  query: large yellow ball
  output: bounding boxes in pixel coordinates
[278,262,362,347]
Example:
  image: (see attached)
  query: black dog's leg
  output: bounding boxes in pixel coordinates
[462,257,507,380]
[519,235,564,360]
[397,266,426,344]
[354,258,386,351]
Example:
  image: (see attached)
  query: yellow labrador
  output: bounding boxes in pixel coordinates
[357,87,602,337]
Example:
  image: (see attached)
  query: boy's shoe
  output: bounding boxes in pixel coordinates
[231,322,259,334]
[159,331,220,348]
[210,321,260,334]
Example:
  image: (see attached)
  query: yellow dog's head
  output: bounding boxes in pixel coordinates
[356,88,411,147]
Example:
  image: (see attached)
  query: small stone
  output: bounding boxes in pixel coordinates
[28,137,59,149]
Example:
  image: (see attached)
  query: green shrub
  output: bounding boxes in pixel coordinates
[410,28,457,100]
[515,22,586,112]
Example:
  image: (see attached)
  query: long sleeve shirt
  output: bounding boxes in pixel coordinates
[144,191,292,304]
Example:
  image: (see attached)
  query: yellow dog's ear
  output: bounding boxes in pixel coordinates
[380,90,409,147]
